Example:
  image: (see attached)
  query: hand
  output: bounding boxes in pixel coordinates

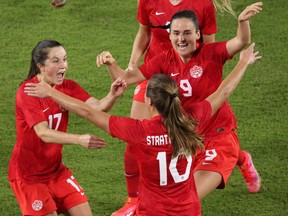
[238,2,263,22]
[240,43,262,65]
[110,77,127,97]
[24,82,52,98]
[78,134,107,149]
[96,51,115,67]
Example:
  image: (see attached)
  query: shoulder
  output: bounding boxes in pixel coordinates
[187,0,214,11]
[198,42,227,55]
[183,100,212,122]
[16,77,38,98]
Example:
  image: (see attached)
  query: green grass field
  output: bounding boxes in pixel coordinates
[0,0,287,215]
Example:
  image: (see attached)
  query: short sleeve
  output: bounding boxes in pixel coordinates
[109,116,144,144]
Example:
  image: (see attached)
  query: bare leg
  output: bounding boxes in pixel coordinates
[66,202,92,216]
[44,211,58,216]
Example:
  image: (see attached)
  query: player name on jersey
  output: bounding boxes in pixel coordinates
[146,134,171,146]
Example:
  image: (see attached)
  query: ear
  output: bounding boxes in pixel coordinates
[37,63,45,72]
[196,30,201,40]
[146,97,153,106]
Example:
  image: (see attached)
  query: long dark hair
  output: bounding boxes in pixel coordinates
[146,74,204,158]
[26,39,63,81]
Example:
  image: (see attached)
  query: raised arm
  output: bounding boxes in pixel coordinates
[127,23,151,71]
[226,2,263,57]
[206,43,261,115]
[96,51,146,85]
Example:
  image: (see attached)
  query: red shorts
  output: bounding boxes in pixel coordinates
[9,169,88,215]
[133,80,148,102]
[193,130,240,189]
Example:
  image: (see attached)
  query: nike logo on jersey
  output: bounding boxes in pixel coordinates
[171,73,180,77]
[156,12,165,15]
[42,107,49,112]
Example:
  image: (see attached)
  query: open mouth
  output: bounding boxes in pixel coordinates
[56,72,65,81]
[177,43,188,50]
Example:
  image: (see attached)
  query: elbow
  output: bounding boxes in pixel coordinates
[37,131,53,143]
[244,38,251,46]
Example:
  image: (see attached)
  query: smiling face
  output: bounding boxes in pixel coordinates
[37,46,68,85]
[169,17,200,63]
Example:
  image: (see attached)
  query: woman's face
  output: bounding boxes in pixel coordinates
[169,18,200,62]
[38,46,68,85]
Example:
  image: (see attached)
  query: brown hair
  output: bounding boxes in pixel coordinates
[146,74,204,158]
[26,39,63,81]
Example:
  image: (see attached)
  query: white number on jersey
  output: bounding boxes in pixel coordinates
[180,79,192,97]
[205,149,217,161]
[48,113,62,130]
[66,176,84,195]
[157,152,192,186]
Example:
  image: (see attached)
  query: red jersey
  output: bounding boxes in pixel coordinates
[8,77,91,183]
[109,102,211,215]
[139,42,236,140]
[138,0,217,62]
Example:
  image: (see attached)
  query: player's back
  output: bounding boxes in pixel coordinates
[136,116,201,215]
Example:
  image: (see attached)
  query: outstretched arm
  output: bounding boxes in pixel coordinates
[206,43,261,115]
[33,121,106,149]
[96,51,146,85]
[226,2,263,57]
[24,78,127,133]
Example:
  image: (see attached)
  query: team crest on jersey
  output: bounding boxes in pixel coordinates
[32,200,43,211]
[134,85,140,95]
[190,65,203,78]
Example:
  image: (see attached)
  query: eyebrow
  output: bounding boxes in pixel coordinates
[50,55,67,60]
[172,30,192,33]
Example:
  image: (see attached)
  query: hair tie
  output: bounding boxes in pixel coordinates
[170,93,178,100]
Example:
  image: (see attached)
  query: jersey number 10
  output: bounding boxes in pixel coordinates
[157,152,192,186]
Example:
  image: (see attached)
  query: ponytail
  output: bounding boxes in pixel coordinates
[147,74,204,158]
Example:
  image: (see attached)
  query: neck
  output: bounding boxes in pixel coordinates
[36,74,54,87]
[149,105,160,118]
[170,0,182,6]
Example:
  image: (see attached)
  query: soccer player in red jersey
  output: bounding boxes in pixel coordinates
[8,39,125,216]
[96,1,262,210]
[24,43,260,216]
[118,1,233,214]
